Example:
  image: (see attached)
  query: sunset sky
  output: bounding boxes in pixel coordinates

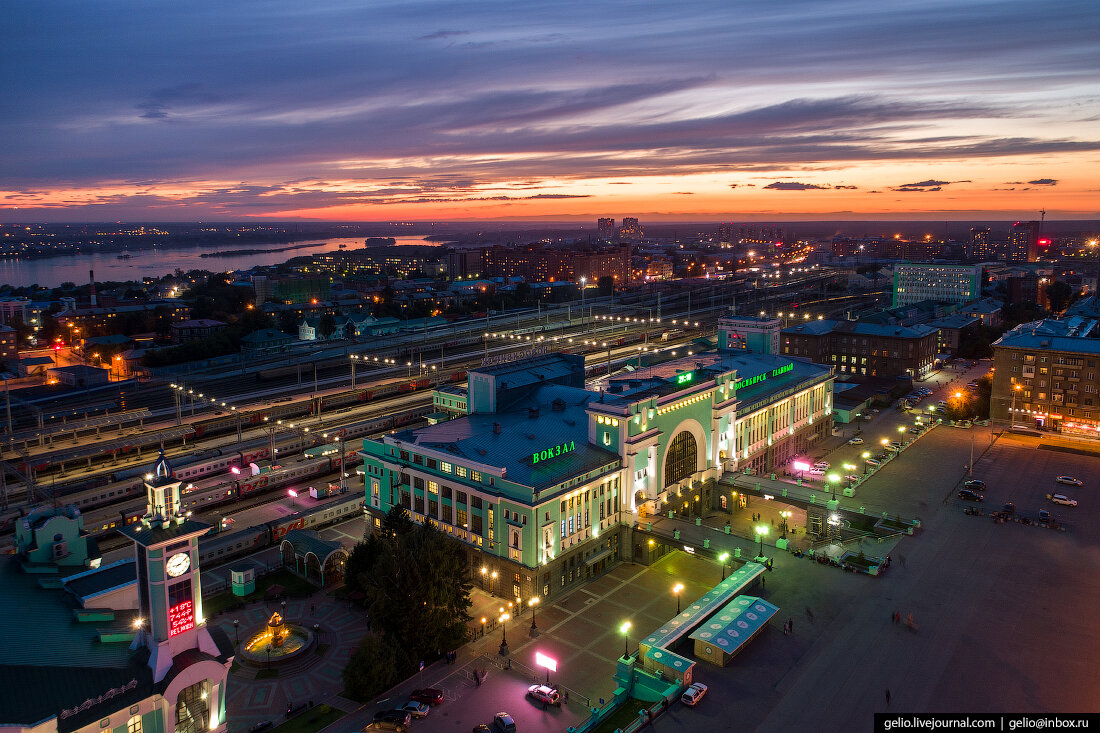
[3,0,1098,222]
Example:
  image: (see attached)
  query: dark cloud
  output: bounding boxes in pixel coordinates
[1029,178,1058,185]
[763,182,830,190]
[894,186,942,192]
[899,180,950,188]
[418,30,470,40]
[834,185,858,189]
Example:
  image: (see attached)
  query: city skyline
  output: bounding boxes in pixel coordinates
[3,0,1099,222]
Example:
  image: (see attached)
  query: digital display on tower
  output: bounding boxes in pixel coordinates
[169,600,195,636]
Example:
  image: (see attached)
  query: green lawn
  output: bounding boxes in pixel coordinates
[203,569,321,617]
[588,698,649,733]
[267,705,344,733]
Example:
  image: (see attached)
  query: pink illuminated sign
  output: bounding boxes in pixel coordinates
[169,600,195,637]
[535,651,558,672]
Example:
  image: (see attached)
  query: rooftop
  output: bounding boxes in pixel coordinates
[995,318,1100,353]
[782,319,938,339]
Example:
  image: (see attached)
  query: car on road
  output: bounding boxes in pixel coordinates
[865,458,882,467]
[401,701,430,719]
[813,461,830,469]
[373,711,411,727]
[1056,476,1083,486]
[963,479,986,491]
[472,726,491,733]
[1050,493,1078,507]
[1038,509,1055,523]
[681,682,709,706]
[890,441,902,448]
[958,489,984,502]
[492,713,517,733]
[847,437,864,445]
[909,427,922,434]
[527,685,561,706]
[364,722,406,732]
[410,689,444,706]
[807,467,826,476]
[845,475,860,483]
[1002,502,1016,515]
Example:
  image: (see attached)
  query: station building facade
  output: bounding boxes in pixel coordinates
[361,328,834,603]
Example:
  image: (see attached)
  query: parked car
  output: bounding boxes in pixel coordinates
[681,682,709,706]
[1056,476,1083,486]
[813,461,830,469]
[1050,493,1078,507]
[1002,502,1016,515]
[1038,509,1055,523]
[958,489,984,502]
[847,437,864,445]
[364,722,406,732]
[492,713,517,733]
[865,458,882,466]
[527,685,561,706]
[373,711,411,727]
[890,441,903,448]
[807,467,826,476]
[472,726,491,733]
[410,689,444,706]
[963,479,986,491]
[401,701,430,719]
[909,428,922,434]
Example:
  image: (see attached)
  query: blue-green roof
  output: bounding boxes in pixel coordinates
[688,595,779,654]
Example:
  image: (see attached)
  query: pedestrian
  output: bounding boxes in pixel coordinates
[761,576,765,590]
[564,690,569,704]
[885,689,891,706]
[788,617,793,633]
[542,699,548,710]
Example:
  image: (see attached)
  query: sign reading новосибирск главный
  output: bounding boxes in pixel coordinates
[532,440,576,465]
[732,362,793,391]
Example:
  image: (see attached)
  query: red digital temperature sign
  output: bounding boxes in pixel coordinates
[169,600,195,637]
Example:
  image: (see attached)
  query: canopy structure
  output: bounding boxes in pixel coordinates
[689,595,779,667]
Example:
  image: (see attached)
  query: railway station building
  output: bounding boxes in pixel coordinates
[360,324,834,603]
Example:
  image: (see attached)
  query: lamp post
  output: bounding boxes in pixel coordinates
[779,511,791,538]
[717,552,730,581]
[1010,384,1021,429]
[480,566,487,591]
[827,473,840,501]
[498,612,510,655]
[673,583,684,614]
[233,619,239,648]
[755,525,768,559]
[620,620,632,659]
[480,616,487,639]
[490,570,498,596]
[529,596,540,634]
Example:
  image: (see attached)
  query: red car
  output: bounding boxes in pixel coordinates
[410,689,444,706]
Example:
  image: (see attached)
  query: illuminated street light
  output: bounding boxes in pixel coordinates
[717,551,730,581]
[755,525,768,558]
[673,583,684,614]
[620,621,632,659]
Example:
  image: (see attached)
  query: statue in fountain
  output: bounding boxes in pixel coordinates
[267,612,286,648]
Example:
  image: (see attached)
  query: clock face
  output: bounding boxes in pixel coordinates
[166,552,191,577]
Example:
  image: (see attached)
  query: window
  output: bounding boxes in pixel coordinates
[469,512,479,534]
[442,485,452,499]
[426,458,437,469]
[442,505,452,524]
[400,450,410,461]
[603,431,611,446]
[457,491,467,504]
[471,495,482,509]
[400,472,410,486]
[413,476,424,490]
[457,466,468,478]
[428,480,439,494]
[128,715,142,733]
[412,454,423,465]
[440,462,452,473]
[472,471,482,482]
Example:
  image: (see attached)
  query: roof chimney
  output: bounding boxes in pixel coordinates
[89,269,97,307]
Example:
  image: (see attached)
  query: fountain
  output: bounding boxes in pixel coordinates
[240,612,315,665]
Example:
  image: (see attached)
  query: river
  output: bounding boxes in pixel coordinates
[0,236,439,288]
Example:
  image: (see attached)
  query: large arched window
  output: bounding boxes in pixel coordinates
[175,680,211,733]
[664,431,698,487]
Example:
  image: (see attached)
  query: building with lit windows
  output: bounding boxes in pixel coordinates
[597,218,616,241]
[781,319,938,378]
[892,263,981,307]
[1007,221,1041,262]
[0,454,232,733]
[480,245,631,286]
[991,317,1100,436]
[361,337,833,603]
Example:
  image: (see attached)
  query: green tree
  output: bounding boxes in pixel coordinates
[342,635,400,701]
[278,310,299,334]
[1045,280,1073,313]
[597,275,614,296]
[318,312,338,339]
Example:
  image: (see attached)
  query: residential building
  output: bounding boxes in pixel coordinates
[967,227,991,259]
[717,315,780,355]
[0,324,18,362]
[892,263,981,307]
[960,298,1003,328]
[926,313,981,355]
[239,328,293,355]
[619,218,642,241]
[0,297,31,326]
[1007,221,1040,262]
[597,218,615,241]
[991,317,1100,436]
[169,319,227,343]
[480,245,631,286]
[362,344,833,602]
[781,320,938,378]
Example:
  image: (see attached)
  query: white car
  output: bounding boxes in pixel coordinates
[526,685,561,706]
[865,458,882,466]
[400,701,429,719]
[681,682,708,706]
[1050,494,1078,507]
[807,468,826,476]
[813,461,830,469]
[1056,476,1083,487]
[847,437,864,445]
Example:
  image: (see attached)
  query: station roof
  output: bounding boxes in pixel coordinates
[7,408,151,444]
[782,319,938,339]
[281,529,344,561]
[62,559,137,603]
[388,383,621,492]
[16,423,191,464]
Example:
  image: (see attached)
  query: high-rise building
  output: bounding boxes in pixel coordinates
[481,244,631,285]
[619,217,642,241]
[597,218,615,241]
[892,263,982,307]
[1007,221,1040,262]
[968,227,991,260]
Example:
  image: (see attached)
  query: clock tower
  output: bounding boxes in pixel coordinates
[122,452,223,683]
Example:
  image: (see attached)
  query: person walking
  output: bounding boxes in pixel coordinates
[788,617,793,633]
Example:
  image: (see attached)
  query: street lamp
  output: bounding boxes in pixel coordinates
[499,612,511,655]
[1010,384,1022,429]
[620,620,632,659]
[491,570,498,596]
[673,583,684,614]
[717,552,730,581]
[827,473,840,500]
[233,619,239,647]
[755,525,768,559]
[529,596,540,634]
[480,617,487,639]
[779,511,791,538]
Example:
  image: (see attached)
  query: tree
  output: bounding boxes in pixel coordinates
[343,635,400,701]
[597,275,614,296]
[318,312,338,340]
[278,310,298,334]
[1045,281,1072,313]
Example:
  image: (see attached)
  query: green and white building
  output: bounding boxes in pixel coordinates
[362,336,834,602]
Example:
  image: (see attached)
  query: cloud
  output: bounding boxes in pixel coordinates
[898,179,950,188]
[894,186,942,192]
[834,185,858,189]
[1028,178,1058,185]
[763,182,830,190]
[418,30,470,41]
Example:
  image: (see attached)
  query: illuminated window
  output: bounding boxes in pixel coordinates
[428,481,439,494]
[440,462,452,473]
[128,716,142,733]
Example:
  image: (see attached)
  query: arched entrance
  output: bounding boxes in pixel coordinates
[664,431,698,487]
[175,680,210,733]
